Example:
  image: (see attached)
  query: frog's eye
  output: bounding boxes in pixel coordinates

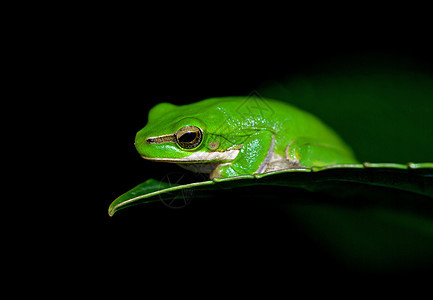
[175,126,203,149]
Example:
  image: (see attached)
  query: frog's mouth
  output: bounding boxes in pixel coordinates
[140,149,240,163]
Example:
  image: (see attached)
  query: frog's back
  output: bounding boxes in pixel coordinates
[194,97,343,140]
[195,97,356,163]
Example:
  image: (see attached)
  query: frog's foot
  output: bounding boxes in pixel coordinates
[210,163,241,180]
[285,137,358,167]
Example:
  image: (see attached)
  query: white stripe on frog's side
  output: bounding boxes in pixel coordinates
[141,149,240,163]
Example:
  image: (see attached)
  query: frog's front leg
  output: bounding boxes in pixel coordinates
[210,131,274,180]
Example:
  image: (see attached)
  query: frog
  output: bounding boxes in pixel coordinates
[135,96,358,180]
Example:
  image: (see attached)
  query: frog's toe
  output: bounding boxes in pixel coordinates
[210,163,240,180]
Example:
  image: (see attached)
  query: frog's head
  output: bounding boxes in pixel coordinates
[135,102,209,162]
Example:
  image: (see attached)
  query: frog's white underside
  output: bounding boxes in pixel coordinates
[142,149,240,163]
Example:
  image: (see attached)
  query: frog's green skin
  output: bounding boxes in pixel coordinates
[135,97,358,180]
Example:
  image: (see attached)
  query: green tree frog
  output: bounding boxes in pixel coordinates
[135,97,358,180]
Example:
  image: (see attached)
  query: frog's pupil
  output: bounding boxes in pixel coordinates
[179,132,196,143]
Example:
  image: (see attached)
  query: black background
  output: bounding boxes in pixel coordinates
[57,18,433,287]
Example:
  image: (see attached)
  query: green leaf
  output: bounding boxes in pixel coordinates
[108,163,433,216]
[108,163,433,272]
[108,178,215,216]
